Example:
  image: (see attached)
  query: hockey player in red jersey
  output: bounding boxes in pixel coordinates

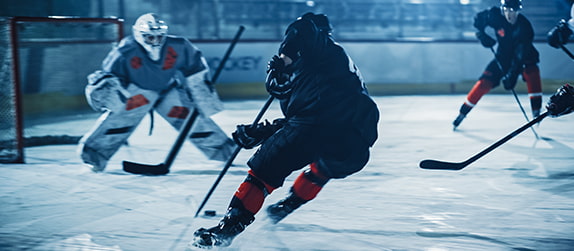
[78,13,235,172]
[453,0,543,129]
[190,12,379,249]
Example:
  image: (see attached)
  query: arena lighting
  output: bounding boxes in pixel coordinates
[306,1,315,7]
[460,0,470,4]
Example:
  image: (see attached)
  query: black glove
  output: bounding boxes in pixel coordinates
[476,31,496,48]
[546,84,574,117]
[502,65,522,90]
[266,70,293,99]
[547,19,573,49]
[473,10,489,31]
[267,55,286,73]
[231,119,285,149]
[266,55,293,99]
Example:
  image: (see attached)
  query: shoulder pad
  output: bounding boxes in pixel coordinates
[116,36,140,54]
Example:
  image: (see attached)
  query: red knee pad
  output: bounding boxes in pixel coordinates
[167,106,190,119]
[292,163,328,201]
[125,94,149,111]
[466,79,493,105]
[233,170,275,214]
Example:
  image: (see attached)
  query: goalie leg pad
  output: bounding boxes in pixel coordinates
[154,87,236,162]
[180,69,224,116]
[79,87,160,171]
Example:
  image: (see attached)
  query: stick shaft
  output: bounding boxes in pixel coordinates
[464,111,547,165]
[161,26,244,167]
[194,96,275,217]
[420,112,548,170]
[560,44,574,60]
[489,47,539,139]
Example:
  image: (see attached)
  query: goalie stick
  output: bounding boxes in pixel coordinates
[122,25,245,175]
[419,111,548,171]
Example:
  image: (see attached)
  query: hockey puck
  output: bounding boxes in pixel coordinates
[204,210,216,217]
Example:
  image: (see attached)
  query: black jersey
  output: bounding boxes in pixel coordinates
[279,37,378,147]
[480,7,539,69]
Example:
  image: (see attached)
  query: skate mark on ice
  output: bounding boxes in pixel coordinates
[37,233,122,251]
[416,231,535,251]
[168,223,192,251]
[275,223,412,237]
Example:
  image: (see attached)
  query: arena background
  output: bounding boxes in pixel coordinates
[1,0,573,112]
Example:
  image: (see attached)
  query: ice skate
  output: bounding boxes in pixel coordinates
[266,193,306,224]
[190,207,254,249]
[452,113,466,130]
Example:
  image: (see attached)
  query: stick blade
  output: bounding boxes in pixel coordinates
[419,159,466,171]
[122,161,169,175]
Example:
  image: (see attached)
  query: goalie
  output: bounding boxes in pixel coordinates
[78,13,235,172]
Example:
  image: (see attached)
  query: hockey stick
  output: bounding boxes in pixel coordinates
[122,25,245,175]
[419,111,548,170]
[489,47,539,139]
[559,44,574,60]
[194,95,275,217]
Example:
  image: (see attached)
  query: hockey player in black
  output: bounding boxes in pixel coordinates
[547,1,573,50]
[453,0,543,129]
[190,12,379,249]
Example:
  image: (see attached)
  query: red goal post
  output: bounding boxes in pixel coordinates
[0,16,123,163]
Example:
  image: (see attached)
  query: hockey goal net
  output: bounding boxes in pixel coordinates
[0,16,123,163]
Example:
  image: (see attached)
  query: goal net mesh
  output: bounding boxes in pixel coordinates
[0,17,123,163]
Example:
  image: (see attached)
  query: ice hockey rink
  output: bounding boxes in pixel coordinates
[1,94,573,251]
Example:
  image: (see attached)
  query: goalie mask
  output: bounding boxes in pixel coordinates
[133,13,168,61]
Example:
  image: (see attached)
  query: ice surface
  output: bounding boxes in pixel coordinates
[1,95,573,251]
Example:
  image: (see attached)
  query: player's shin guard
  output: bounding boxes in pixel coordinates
[453,79,493,129]
[267,163,329,223]
[193,170,275,247]
[523,64,543,118]
[229,170,275,215]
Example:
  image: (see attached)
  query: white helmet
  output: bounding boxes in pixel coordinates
[133,13,168,61]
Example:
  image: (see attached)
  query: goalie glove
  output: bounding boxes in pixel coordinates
[546,84,574,117]
[231,119,285,149]
[85,70,131,112]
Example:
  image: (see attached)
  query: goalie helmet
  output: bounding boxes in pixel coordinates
[133,13,168,61]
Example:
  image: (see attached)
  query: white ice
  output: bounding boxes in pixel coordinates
[1,94,573,251]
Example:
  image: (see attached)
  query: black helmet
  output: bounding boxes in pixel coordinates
[500,0,522,10]
[300,12,332,34]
